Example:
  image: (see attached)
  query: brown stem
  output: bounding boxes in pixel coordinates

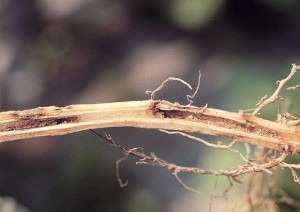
[0,100,300,152]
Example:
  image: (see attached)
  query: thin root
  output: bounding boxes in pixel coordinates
[187,70,202,106]
[173,172,203,195]
[146,77,192,100]
[252,64,300,116]
[116,156,129,187]
[286,84,299,90]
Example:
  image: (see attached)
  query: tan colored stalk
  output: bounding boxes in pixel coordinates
[0,100,300,153]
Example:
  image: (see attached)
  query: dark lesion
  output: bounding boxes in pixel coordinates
[152,101,280,140]
[0,115,79,132]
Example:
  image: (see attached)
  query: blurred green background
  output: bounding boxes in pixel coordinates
[0,0,300,211]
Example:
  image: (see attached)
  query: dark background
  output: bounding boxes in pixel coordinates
[0,0,300,211]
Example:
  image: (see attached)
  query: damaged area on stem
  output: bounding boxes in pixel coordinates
[0,64,300,208]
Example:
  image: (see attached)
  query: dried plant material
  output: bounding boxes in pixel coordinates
[240,172,279,212]
[145,77,192,100]
[173,173,203,195]
[0,64,300,209]
[255,95,268,106]
[286,84,299,91]
[116,156,129,187]
[209,176,219,212]
[285,119,300,126]
[159,129,251,165]
[89,129,288,183]
[252,64,300,116]
[274,186,300,207]
[1,100,300,152]
[280,162,300,184]
[187,70,201,106]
